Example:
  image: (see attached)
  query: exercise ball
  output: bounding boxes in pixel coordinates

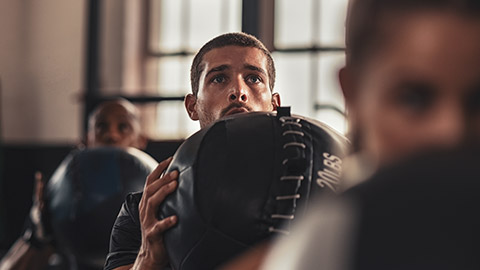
[159,109,350,269]
[46,147,157,269]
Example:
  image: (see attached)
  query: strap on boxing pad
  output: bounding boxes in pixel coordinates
[269,108,310,235]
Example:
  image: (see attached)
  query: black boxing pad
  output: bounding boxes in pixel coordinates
[345,148,480,270]
[46,147,157,268]
[159,110,350,270]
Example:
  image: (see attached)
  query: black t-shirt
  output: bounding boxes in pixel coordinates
[104,192,143,270]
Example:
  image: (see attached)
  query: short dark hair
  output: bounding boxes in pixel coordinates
[190,32,276,96]
[88,98,140,131]
[346,0,480,69]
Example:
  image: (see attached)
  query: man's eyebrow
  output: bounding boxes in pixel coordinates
[206,65,230,77]
[244,64,267,76]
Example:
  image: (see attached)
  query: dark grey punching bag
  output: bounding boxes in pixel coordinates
[46,147,157,269]
[159,109,350,270]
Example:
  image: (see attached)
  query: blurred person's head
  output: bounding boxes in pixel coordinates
[340,0,480,165]
[185,32,281,128]
[87,99,146,149]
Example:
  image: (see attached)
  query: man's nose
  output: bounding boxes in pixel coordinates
[430,106,467,148]
[104,126,121,143]
[228,78,248,103]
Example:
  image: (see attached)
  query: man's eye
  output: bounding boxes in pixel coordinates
[95,122,108,133]
[212,75,226,83]
[118,122,132,133]
[466,86,480,113]
[395,83,434,113]
[246,75,262,84]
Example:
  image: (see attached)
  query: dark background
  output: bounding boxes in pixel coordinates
[0,140,183,252]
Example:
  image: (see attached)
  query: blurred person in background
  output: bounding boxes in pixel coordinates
[86,99,147,150]
[258,0,480,269]
[0,98,149,270]
[338,0,480,177]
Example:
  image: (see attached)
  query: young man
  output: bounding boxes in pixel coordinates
[259,0,480,268]
[0,99,147,270]
[104,32,281,270]
[87,99,147,149]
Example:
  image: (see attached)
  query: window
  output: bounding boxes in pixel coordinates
[147,0,242,139]
[274,0,348,134]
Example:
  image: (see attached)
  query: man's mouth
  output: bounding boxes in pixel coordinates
[221,103,252,117]
[224,107,249,116]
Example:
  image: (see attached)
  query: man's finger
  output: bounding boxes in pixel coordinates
[34,171,44,204]
[145,157,173,186]
[144,170,179,198]
[144,180,178,218]
[146,215,178,242]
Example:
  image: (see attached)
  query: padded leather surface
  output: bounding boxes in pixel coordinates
[159,111,350,269]
[46,147,157,268]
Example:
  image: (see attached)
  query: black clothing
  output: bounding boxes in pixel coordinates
[104,192,142,270]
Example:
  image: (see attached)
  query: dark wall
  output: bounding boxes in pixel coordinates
[0,140,183,250]
[0,144,73,250]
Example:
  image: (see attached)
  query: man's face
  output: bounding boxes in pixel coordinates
[185,46,280,128]
[88,102,144,149]
[344,12,480,165]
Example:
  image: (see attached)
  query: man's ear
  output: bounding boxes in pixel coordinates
[271,92,281,111]
[339,66,355,105]
[86,130,95,148]
[135,134,148,150]
[185,93,199,121]
[339,66,361,148]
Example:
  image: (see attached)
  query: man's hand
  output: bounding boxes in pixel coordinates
[28,172,51,243]
[132,157,179,269]
[0,172,54,270]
